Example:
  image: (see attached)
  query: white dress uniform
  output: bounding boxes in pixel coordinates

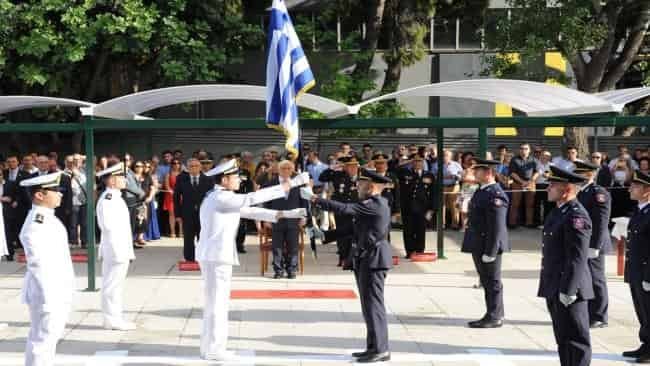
[19,172,76,366]
[97,183,136,329]
[197,160,308,360]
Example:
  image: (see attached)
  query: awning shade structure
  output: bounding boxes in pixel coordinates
[332,79,623,118]
[0,80,647,120]
[0,96,93,115]
[85,84,349,119]
[596,87,650,111]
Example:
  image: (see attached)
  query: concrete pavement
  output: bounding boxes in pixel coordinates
[0,228,638,365]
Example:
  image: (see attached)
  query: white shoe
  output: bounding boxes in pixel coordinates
[202,350,239,361]
[103,321,137,331]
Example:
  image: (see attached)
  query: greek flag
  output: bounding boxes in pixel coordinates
[266,0,315,158]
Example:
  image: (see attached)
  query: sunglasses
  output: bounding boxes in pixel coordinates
[172,162,180,165]
[592,156,601,159]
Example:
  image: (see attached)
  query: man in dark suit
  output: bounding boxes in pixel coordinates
[574,160,612,329]
[1,171,18,260]
[263,160,309,279]
[3,155,22,254]
[462,158,510,328]
[14,155,38,245]
[174,158,212,262]
[622,171,650,363]
[538,165,594,366]
[304,169,393,363]
[590,152,612,188]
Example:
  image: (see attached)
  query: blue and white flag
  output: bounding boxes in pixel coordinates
[266,0,315,158]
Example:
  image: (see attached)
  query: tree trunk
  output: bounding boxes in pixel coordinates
[350,0,386,101]
[563,127,590,159]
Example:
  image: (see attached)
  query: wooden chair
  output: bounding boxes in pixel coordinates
[259,226,305,276]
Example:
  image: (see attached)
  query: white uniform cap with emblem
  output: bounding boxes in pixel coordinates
[206,159,239,177]
[19,171,62,189]
[96,162,126,178]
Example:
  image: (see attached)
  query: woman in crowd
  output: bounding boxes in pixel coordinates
[610,158,635,218]
[163,159,183,238]
[459,152,479,230]
[639,157,650,176]
[132,161,151,245]
[253,161,270,190]
[143,161,160,241]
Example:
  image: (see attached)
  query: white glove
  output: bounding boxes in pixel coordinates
[643,281,650,292]
[290,172,310,188]
[481,255,496,263]
[306,226,325,241]
[587,248,600,259]
[425,210,433,221]
[559,293,577,307]
[280,208,307,219]
[300,187,315,200]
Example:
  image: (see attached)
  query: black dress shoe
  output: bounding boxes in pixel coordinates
[356,352,390,363]
[237,249,247,254]
[623,345,647,358]
[468,318,503,328]
[273,273,283,279]
[590,320,608,329]
[352,350,370,358]
[287,272,296,279]
[5,255,13,262]
[637,353,650,363]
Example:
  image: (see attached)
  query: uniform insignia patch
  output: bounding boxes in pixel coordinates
[34,214,44,224]
[493,198,504,207]
[105,193,112,200]
[573,217,585,229]
[596,193,606,203]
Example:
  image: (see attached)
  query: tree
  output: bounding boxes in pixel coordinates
[483,0,650,157]
[0,0,263,151]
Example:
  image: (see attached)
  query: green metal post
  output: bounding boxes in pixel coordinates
[83,118,98,291]
[436,128,446,259]
[478,124,488,158]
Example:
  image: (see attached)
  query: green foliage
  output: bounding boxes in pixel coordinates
[0,0,264,100]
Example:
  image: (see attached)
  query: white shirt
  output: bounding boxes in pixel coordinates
[19,205,76,311]
[196,184,286,265]
[97,188,135,263]
[7,168,18,181]
[639,202,649,212]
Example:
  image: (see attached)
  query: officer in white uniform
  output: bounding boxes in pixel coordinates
[197,159,308,361]
[19,172,76,366]
[96,162,136,331]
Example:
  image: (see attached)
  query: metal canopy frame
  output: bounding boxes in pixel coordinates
[2,113,650,291]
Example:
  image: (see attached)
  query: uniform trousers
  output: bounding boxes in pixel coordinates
[183,212,200,261]
[546,297,591,366]
[630,284,650,345]
[334,214,353,262]
[472,253,504,320]
[355,259,389,354]
[588,252,608,323]
[404,210,426,255]
[25,304,69,366]
[271,222,299,274]
[101,260,130,326]
[199,262,233,358]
